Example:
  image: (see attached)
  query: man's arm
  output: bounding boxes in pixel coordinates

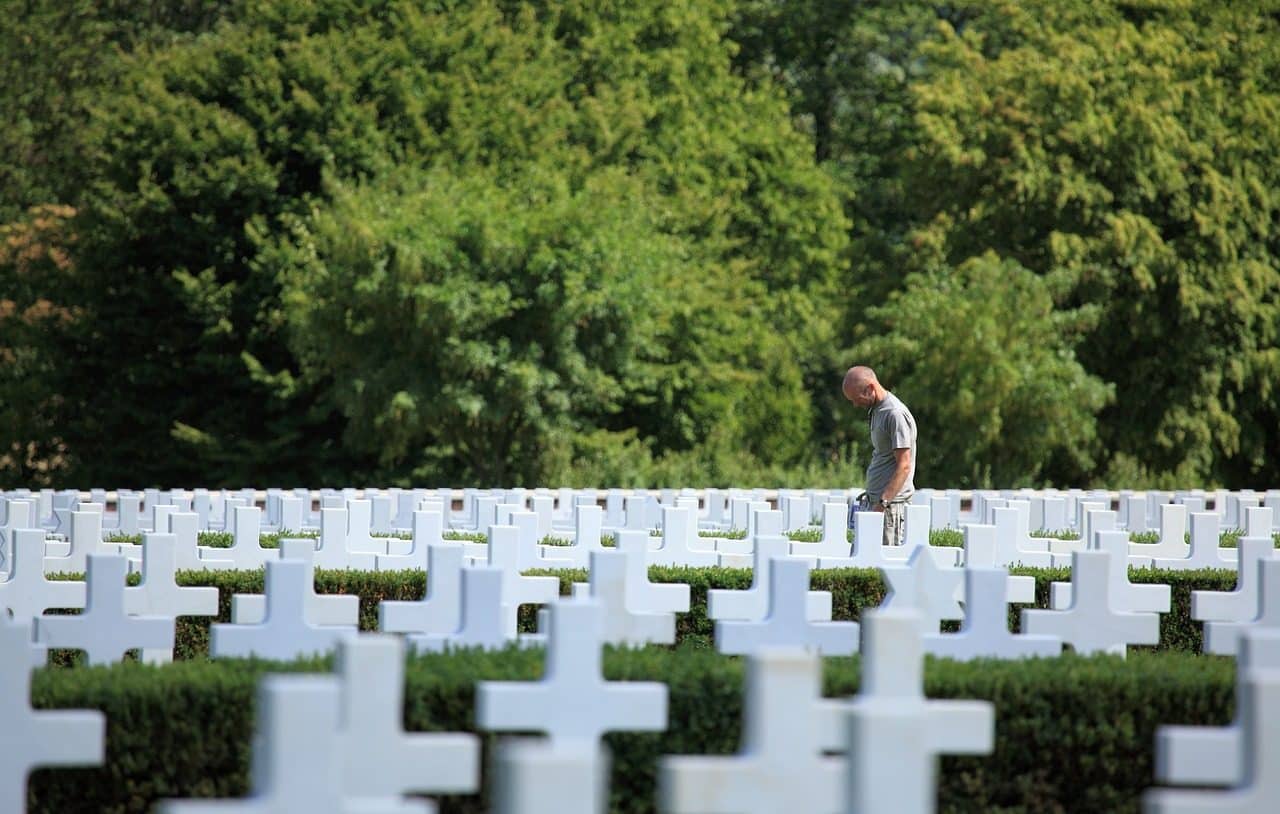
[878,448,912,505]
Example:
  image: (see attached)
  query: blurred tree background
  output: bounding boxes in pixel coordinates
[2,0,1278,489]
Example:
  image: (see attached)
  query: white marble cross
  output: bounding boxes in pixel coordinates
[411,566,535,652]
[708,536,831,622]
[846,608,995,814]
[1130,503,1190,561]
[232,538,359,627]
[817,511,900,570]
[1144,629,1280,813]
[924,566,1061,661]
[582,548,676,647]
[379,543,464,635]
[211,505,274,570]
[962,524,1036,603]
[338,635,480,802]
[160,675,430,814]
[1022,549,1161,656]
[1203,558,1280,656]
[0,617,105,813]
[789,502,851,560]
[717,558,858,656]
[648,506,718,567]
[487,525,561,636]
[36,553,174,665]
[659,648,843,814]
[123,533,220,662]
[880,546,965,635]
[608,531,690,615]
[0,527,86,622]
[1050,530,1171,614]
[477,598,667,746]
[375,509,441,572]
[1150,512,1236,571]
[1193,536,1277,624]
[211,558,355,660]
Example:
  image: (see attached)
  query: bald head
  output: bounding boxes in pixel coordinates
[843,366,884,408]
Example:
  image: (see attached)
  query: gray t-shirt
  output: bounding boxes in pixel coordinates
[864,391,917,502]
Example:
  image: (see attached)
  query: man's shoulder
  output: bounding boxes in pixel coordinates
[878,391,913,418]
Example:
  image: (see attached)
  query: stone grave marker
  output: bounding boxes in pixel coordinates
[579,546,676,647]
[1150,511,1236,571]
[211,557,355,660]
[708,536,832,623]
[1144,629,1280,813]
[160,674,430,814]
[847,608,995,814]
[1050,530,1170,614]
[924,566,1061,661]
[0,617,105,814]
[233,538,359,627]
[716,558,858,656]
[0,527,86,623]
[962,524,1036,604]
[1023,549,1161,656]
[36,553,174,665]
[339,635,481,804]
[1131,503,1190,561]
[880,546,965,635]
[1203,558,1280,656]
[477,598,667,746]
[1193,532,1276,626]
[411,566,539,652]
[659,648,842,814]
[380,541,464,636]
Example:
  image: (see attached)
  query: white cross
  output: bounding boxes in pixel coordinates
[659,648,843,814]
[232,538,358,627]
[1150,512,1236,571]
[609,531,690,615]
[1022,549,1160,656]
[924,566,1061,661]
[487,525,560,635]
[1193,536,1276,623]
[379,543,464,635]
[1050,530,1171,613]
[37,554,174,665]
[846,608,995,814]
[0,527,86,622]
[477,598,667,746]
[1131,503,1191,560]
[0,617,104,813]
[716,558,858,656]
[1144,629,1280,813]
[708,536,831,622]
[158,675,429,814]
[411,566,535,652]
[585,548,676,647]
[338,635,480,799]
[211,558,355,660]
[1204,558,1280,655]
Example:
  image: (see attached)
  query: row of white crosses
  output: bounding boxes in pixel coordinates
[7,486,1276,578]
[2,502,1274,667]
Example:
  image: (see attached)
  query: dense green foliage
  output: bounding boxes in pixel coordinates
[28,646,1235,813]
[4,0,1279,488]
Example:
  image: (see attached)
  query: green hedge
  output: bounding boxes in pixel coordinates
[27,646,1236,813]
[46,563,1241,661]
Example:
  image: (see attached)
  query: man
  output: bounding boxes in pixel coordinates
[842,366,917,546]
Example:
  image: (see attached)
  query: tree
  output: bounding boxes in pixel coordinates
[852,252,1112,487]
[907,0,1280,485]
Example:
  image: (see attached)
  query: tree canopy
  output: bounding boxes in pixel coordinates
[3,0,1278,489]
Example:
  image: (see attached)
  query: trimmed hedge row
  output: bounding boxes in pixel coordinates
[28,646,1236,813]
[47,563,1240,661]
